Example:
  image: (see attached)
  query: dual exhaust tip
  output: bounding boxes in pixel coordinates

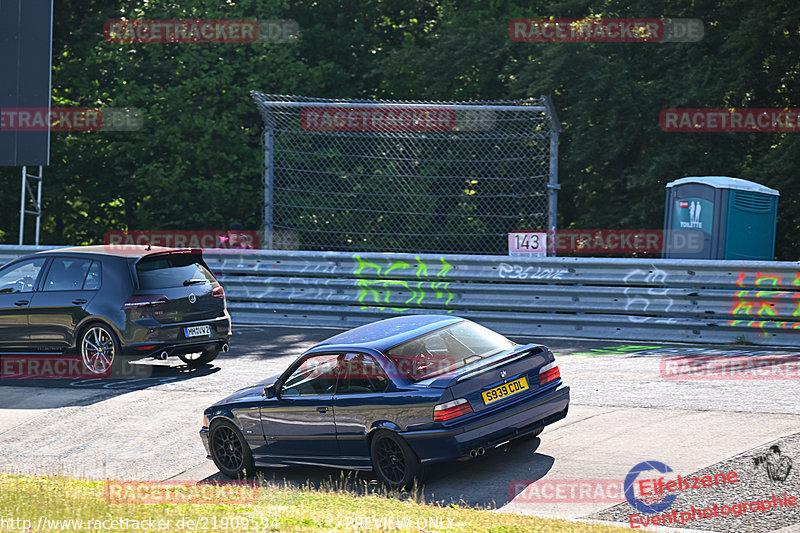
[155,343,229,361]
[469,447,485,458]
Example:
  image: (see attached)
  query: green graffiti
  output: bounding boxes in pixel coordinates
[415,256,428,278]
[564,345,663,359]
[437,257,452,278]
[357,279,412,311]
[355,256,383,276]
[385,260,410,276]
[354,255,455,312]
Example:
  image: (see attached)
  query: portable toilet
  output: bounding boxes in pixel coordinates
[663,176,779,260]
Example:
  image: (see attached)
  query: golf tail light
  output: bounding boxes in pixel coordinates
[434,398,473,422]
[212,286,225,299]
[539,362,561,386]
[122,294,168,310]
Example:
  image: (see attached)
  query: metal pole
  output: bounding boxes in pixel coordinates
[19,166,26,245]
[251,97,546,113]
[542,96,562,257]
[35,166,42,245]
[263,118,275,249]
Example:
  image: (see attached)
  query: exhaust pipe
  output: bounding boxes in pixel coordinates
[221,343,230,353]
[477,447,485,456]
[469,449,478,458]
[156,351,169,361]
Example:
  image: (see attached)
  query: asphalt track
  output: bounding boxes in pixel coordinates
[0,324,798,532]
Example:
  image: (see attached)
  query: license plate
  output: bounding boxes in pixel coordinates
[184,325,212,338]
[482,376,529,405]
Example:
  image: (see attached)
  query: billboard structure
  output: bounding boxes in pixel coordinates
[0,0,54,244]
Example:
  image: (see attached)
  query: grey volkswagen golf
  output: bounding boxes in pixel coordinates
[0,245,231,376]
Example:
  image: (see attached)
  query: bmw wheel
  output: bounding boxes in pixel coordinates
[209,419,255,479]
[370,430,422,490]
[79,324,122,377]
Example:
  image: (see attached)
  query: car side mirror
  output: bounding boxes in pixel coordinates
[265,384,276,399]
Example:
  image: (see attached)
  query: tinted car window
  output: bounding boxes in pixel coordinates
[42,258,93,291]
[337,353,388,394]
[83,261,101,290]
[386,321,515,381]
[136,254,215,289]
[281,354,340,396]
[0,258,46,294]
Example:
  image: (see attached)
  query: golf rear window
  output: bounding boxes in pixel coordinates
[136,253,215,289]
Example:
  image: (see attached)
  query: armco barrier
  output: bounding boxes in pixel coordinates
[1,245,798,346]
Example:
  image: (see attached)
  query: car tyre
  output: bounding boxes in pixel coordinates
[78,323,124,377]
[370,430,422,490]
[209,419,256,479]
[179,347,219,367]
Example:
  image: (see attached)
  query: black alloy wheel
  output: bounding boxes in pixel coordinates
[209,420,255,478]
[370,430,422,490]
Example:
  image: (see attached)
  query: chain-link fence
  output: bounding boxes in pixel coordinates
[251,93,560,254]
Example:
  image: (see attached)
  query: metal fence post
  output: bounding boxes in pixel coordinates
[263,115,275,250]
[543,96,561,257]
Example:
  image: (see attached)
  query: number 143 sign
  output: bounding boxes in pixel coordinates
[508,232,547,255]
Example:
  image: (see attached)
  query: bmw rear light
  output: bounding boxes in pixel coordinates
[212,286,225,299]
[539,362,561,386]
[121,294,168,310]
[434,398,473,422]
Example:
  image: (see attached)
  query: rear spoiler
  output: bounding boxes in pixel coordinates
[142,248,203,257]
[422,344,548,388]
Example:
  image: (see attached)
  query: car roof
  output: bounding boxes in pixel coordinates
[311,315,465,353]
[38,245,201,260]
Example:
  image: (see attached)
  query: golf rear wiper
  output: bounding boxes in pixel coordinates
[183,278,207,285]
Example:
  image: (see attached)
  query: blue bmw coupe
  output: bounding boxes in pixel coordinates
[200,315,569,488]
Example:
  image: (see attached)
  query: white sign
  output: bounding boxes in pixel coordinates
[508,232,547,255]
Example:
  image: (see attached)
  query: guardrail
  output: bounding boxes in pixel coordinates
[1,245,798,346]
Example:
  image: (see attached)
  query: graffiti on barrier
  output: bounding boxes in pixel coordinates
[623,265,677,324]
[559,345,665,359]
[498,263,567,280]
[354,256,454,311]
[729,271,800,334]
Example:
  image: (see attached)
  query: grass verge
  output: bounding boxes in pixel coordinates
[0,473,632,532]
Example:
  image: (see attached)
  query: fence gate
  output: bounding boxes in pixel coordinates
[252,93,560,254]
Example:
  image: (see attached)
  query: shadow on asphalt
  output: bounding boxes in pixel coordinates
[200,437,555,509]
[0,361,221,407]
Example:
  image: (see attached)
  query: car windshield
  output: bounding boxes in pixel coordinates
[136,253,215,289]
[385,321,514,382]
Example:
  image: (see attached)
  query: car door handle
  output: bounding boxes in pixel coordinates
[317,407,329,414]
[14,300,29,306]
[71,298,88,305]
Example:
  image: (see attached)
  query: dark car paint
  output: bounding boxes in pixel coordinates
[0,246,231,359]
[201,315,570,474]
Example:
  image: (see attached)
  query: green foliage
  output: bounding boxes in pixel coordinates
[1,0,798,258]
